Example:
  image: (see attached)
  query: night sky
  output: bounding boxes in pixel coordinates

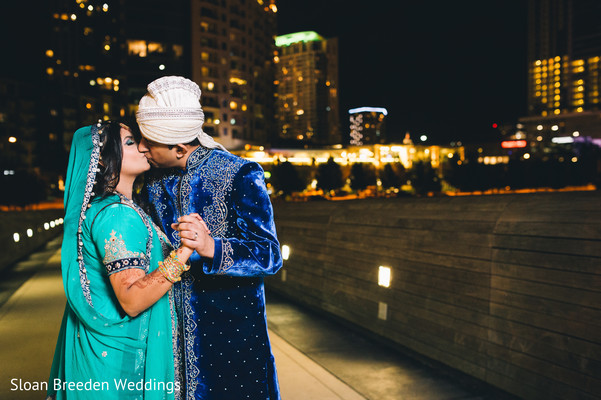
[1,1,529,146]
[276,0,529,144]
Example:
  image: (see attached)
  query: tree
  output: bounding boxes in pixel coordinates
[316,157,343,193]
[381,163,404,189]
[271,161,306,196]
[409,161,442,195]
[349,163,375,191]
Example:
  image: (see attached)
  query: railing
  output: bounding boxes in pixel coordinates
[267,191,601,400]
[0,210,65,271]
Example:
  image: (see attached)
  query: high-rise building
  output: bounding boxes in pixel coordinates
[44,0,126,149]
[44,0,190,146]
[121,0,190,115]
[349,107,388,146]
[44,0,276,157]
[190,0,278,149]
[274,31,340,146]
[522,0,601,142]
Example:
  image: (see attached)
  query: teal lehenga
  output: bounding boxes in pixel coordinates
[47,123,178,399]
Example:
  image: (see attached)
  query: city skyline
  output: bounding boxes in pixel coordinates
[2,1,529,146]
[277,0,529,145]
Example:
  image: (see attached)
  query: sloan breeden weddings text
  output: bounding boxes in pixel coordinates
[10,378,180,394]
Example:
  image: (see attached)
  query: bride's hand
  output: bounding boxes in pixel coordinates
[171,214,215,258]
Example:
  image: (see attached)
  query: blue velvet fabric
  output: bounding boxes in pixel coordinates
[144,147,282,400]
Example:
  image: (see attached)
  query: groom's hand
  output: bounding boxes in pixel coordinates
[172,214,215,259]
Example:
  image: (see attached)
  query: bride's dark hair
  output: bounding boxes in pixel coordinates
[92,120,134,197]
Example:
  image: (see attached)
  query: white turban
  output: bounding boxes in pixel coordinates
[136,76,227,151]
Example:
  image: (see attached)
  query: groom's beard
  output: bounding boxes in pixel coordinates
[144,157,160,168]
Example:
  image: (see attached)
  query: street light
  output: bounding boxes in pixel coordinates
[420,135,427,142]
[8,136,17,143]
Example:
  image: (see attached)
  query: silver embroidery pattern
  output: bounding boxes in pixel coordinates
[163,177,199,400]
[180,147,211,216]
[179,147,211,399]
[199,156,245,238]
[169,289,182,400]
[186,146,212,169]
[78,123,101,306]
[148,179,168,222]
[218,239,234,274]
[183,272,200,400]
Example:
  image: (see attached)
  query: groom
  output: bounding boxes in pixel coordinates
[136,76,282,399]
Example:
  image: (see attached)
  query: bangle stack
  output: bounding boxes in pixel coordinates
[158,250,190,283]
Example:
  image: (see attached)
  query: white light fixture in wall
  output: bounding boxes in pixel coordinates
[378,266,391,288]
[282,245,290,261]
[378,302,388,320]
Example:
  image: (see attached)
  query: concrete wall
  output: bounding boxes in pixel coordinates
[266,192,601,400]
[0,209,64,271]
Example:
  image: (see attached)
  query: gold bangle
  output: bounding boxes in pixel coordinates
[158,250,187,283]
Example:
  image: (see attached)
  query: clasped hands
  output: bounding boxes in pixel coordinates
[171,213,215,259]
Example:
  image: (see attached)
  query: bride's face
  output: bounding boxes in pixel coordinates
[120,127,150,178]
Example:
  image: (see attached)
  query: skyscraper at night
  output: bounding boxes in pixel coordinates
[274,31,341,146]
[44,0,278,155]
[121,0,190,113]
[349,107,388,146]
[44,1,189,151]
[44,1,125,157]
[190,0,278,149]
[522,0,601,142]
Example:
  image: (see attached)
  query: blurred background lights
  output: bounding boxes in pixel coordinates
[281,245,290,261]
[378,266,391,288]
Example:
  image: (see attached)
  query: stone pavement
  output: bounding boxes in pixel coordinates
[0,237,517,400]
[0,238,363,400]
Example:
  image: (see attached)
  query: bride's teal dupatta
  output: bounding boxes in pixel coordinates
[47,124,177,399]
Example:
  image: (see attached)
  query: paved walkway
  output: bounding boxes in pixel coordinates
[0,238,363,400]
[0,238,517,400]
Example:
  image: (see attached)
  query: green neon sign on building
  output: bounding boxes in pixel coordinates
[275,31,324,47]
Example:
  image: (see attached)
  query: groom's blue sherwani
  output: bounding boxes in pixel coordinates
[145,146,282,400]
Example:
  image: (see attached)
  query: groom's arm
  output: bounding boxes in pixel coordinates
[186,162,283,277]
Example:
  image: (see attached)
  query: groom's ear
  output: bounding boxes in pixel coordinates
[174,144,188,160]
